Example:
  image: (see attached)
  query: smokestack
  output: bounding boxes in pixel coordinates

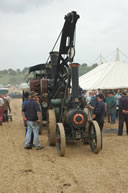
[50,51,59,79]
[70,63,79,101]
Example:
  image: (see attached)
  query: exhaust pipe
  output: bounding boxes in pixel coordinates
[50,51,59,79]
[70,63,79,102]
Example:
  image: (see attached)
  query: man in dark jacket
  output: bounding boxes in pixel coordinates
[92,94,105,131]
[92,94,105,149]
[118,92,128,136]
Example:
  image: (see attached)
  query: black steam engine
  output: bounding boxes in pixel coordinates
[25,11,101,156]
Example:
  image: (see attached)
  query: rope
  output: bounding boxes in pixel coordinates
[89,56,99,65]
[119,49,128,61]
[45,30,62,64]
[104,50,116,62]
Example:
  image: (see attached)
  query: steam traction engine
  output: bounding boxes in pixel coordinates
[26,11,102,156]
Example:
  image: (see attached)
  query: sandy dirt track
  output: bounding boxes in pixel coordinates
[0,99,128,193]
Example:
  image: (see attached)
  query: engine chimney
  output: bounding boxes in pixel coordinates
[50,51,59,79]
[70,63,79,102]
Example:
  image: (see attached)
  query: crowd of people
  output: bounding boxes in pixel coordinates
[22,88,128,151]
[0,87,127,152]
[0,94,11,125]
[84,89,128,136]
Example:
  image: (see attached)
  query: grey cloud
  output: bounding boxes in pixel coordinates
[0,0,54,13]
[0,0,128,70]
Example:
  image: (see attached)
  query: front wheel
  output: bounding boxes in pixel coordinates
[88,120,101,153]
[47,109,56,145]
[56,123,66,156]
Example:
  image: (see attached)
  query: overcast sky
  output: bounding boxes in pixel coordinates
[0,0,128,70]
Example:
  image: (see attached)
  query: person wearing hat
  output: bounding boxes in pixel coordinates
[22,91,44,150]
[22,91,34,146]
[92,94,105,131]
[118,91,128,136]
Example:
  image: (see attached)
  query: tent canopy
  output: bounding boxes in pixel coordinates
[79,49,128,90]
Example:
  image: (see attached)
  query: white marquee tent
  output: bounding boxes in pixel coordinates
[79,49,128,90]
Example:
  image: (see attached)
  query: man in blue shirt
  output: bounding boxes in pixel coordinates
[22,91,44,150]
[22,92,34,146]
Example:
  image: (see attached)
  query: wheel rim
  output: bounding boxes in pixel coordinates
[56,123,66,156]
[88,121,101,153]
[56,126,61,152]
[47,109,56,145]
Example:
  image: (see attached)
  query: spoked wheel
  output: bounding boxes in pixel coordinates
[88,120,101,153]
[47,109,56,146]
[56,123,66,156]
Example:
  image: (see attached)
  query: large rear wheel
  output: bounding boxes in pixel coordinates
[56,123,66,156]
[47,109,56,145]
[88,120,101,153]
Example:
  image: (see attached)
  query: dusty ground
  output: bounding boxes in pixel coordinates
[0,99,128,193]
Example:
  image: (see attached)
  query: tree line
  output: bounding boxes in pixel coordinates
[79,63,98,76]
[0,68,29,76]
[0,63,98,85]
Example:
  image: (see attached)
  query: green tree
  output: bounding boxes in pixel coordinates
[8,68,16,75]
[82,63,88,67]
[79,63,98,76]
[16,69,21,73]
[92,63,98,68]
[0,70,8,75]
[22,67,29,74]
